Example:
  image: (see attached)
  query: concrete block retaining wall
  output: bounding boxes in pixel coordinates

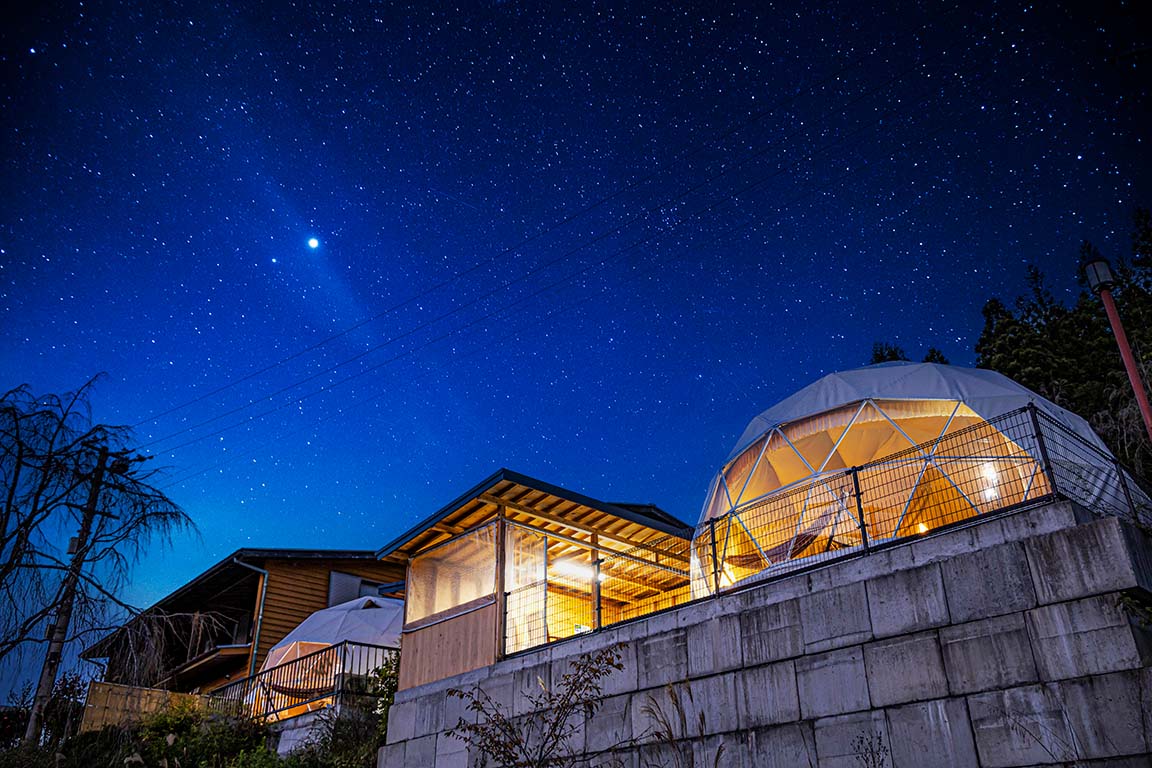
[379,502,1152,767]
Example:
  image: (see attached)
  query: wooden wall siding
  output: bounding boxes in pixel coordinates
[255,559,403,672]
[81,682,202,732]
[398,603,497,690]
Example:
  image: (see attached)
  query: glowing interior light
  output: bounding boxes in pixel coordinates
[551,560,608,582]
[917,522,929,534]
[981,462,1000,501]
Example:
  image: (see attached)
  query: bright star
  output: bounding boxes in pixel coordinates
[307,238,319,249]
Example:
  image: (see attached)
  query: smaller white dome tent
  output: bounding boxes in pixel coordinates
[694,362,1145,594]
[260,596,403,672]
[250,596,403,721]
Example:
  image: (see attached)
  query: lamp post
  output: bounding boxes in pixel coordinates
[1082,254,1152,443]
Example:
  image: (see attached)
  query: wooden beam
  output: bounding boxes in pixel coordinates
[503,518,688,577]
[480,493,689,565]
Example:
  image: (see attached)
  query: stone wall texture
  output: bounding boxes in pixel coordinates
[379,502,1152,767]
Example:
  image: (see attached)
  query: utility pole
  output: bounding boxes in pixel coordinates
[1083,254,1152,444]
[23,445,111,745]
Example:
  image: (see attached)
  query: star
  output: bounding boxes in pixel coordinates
[307,238,319,249]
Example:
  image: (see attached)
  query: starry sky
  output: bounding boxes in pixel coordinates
[1,0,1148,613]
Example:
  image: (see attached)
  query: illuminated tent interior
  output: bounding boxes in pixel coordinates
[375,469,692,690]
[249,596,402,721]
[693,363,1120,592]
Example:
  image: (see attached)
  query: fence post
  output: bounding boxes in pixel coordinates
[709,518,721,594]
[592,540,603,631]
[1114,458,1136,518]
[851,468,869,552]
[1028,403,1061,498]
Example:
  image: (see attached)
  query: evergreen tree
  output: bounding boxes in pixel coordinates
[870,342,909,364]
[975,208,1152,479]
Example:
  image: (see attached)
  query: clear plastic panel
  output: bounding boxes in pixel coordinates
[406,524,496,624]
[504,526,547,653]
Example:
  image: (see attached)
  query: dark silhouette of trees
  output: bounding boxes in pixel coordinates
[975,208,1152,478]
[0,377,193,742]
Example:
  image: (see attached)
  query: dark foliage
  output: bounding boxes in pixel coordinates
[975,208,1152,478]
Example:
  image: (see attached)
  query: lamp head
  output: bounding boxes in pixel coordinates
[1082,254,1115,294]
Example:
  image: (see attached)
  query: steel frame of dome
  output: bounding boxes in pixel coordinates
[693,390,1056,591]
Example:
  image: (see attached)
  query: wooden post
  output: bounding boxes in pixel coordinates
[494,509,507,659]
[591,533,602,630]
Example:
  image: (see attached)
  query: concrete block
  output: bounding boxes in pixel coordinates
[686,611,743,677]
[970,674,1147,767]
[968,684,1078,767]
[940,613,1038,695]
[941,540,1037,623]
[636,628,689,689]
[800,582,873,653]
[433,731,469,768]
[551,640,638,699]
[413,693,445,738]
[584,693,633,754]
[631,673,738,744]
[1025,517,1150,604]
[739,597,803,666]
[511,661,551,717]
[866,562,950,638]
[747,723,818,768]
[693,732,748,768]
[1026,595,1145,681]
[376,740,404,768]
[737,659,799,729]
[476,673,514,718]
[886,698,978,768]
[863,631,947,707]
[795,645,870,719]
[999,501,1080,541]
[386,700,417,744]
[813,710,892,768]
[910,524,982,565]
[402,734,436,766]
[1056,672,1146,759]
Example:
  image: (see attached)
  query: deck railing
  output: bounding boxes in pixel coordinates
[206,640,394,722]
[502,404,1151,656]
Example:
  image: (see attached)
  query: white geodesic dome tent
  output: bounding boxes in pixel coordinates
[260,596,403,672]
[248,596,402,721]
[694,362,1131,592]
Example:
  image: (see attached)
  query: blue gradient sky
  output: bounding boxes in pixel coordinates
[2,0,1148,622]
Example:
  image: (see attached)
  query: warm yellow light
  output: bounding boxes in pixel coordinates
[552,560,608,582]
[917,522,928,534]
[981,462,1000,501]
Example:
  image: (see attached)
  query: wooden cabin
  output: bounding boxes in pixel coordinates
[376,469,693,691]
[82,549,404,694]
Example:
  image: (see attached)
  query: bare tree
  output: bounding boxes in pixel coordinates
[0,378,193,742]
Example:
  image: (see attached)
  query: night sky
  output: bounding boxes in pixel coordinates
[2,1,1148,613]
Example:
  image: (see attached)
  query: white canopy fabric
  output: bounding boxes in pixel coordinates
[260,596,403,673]
[727,362,1107,462]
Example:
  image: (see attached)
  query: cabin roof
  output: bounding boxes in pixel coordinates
[375,468,692,563]
[81,548,386,660]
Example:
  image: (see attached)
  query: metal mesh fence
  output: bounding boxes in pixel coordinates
[205,641,393,722]
[502,529,691,655]
[690,405,1150,594]
[491,405,1150,658]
